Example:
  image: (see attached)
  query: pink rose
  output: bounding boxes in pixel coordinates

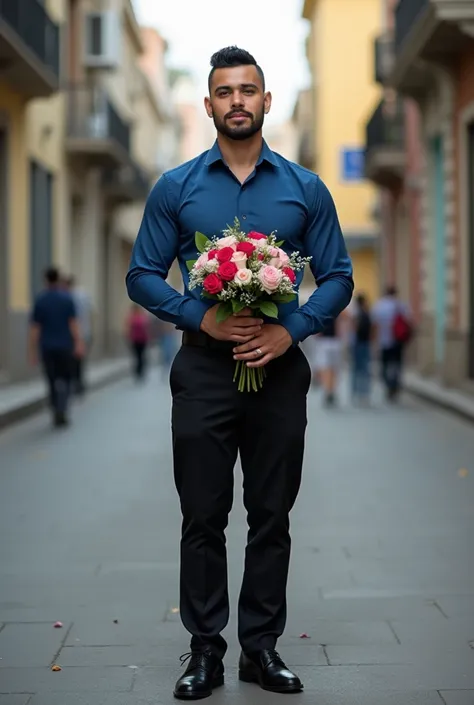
[216,235,237,249]
[216,247,235,263]
[258,265,282,294]
[268,247,280,257]
[231,251,248,269]
[234,268,253,285]
[203,273,223,294]
[195,252,209,269]
[217,261,238,281]
[277,248,290,266]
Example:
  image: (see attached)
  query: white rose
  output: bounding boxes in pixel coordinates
[205,258,219,272]
[231,251,248,269]
[216,235,237,249]
[250,238,268,251]
[234,268,253,285]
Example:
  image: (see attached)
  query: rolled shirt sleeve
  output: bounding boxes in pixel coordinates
[125,174,209,332]
[281,176,354,344]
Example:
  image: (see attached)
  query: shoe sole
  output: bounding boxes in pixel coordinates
[239,670,304,693]
[173,675,224,700]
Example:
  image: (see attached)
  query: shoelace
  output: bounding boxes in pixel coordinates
[179,651,214,673]
[262,649,285,668]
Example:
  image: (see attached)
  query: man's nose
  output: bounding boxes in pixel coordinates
[231,92,244,107]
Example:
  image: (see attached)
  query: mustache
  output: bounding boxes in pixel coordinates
[225,110,253,120]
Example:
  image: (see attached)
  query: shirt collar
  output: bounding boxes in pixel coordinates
[204,138,280,169]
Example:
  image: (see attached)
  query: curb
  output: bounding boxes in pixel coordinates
[0,360,130,432]
[404,373,474,424]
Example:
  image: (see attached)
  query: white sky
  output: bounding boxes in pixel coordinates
[133,0,310,126]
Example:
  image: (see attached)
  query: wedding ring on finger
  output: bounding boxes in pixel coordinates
[255,348,263,356]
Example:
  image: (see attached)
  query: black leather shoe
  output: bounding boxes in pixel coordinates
[173,650,224,700]
[239,649,303,693]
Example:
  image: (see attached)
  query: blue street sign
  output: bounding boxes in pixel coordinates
[341,148,365,181]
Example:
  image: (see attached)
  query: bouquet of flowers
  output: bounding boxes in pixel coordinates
[187,218,311,392]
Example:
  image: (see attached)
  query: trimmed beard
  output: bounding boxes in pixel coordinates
[213,109,265,141]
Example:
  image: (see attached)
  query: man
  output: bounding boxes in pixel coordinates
[64,275,93,396]
[29,267,84,427]
[127,47,353,700]
[372,285,412,401]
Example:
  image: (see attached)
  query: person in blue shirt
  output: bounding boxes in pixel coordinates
[127,46,353,700]
[29,266,84,428]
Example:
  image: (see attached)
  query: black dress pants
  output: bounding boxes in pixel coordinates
[170,337,311,658]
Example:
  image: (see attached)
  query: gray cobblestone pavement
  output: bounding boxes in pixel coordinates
[0,370,473,704]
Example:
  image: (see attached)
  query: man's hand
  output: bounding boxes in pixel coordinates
[201,306,263,343]
[233,324,292,367]
[74,340,86,359]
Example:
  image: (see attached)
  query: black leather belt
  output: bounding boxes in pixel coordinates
[182,330,234,351]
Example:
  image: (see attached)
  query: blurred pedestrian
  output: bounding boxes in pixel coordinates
[372,286,413,402]
[317,315,344,407]
[64,276,93,396]
[349,293,373,405]
[29,267,84,428]
[125,304,150,381]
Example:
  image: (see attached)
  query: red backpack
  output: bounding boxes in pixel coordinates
[393,309,412,344]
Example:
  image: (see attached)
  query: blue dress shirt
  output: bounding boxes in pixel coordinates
[126,140,353,344]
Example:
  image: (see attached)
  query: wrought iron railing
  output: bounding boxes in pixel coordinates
[0,0,60,77]
[374,34,394,84]
[395,0,429,53]
[67,86,131,154]
[366,98,404,153]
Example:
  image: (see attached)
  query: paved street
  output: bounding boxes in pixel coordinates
[1,366,473,705]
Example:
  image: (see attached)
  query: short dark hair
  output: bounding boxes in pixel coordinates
[208,46,265,93]
[386,285,398,297]
[45,266,60,284]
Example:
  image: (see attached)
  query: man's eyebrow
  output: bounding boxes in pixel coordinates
[214,83,259,93]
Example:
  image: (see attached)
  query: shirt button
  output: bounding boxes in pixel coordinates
[242,215,247,220]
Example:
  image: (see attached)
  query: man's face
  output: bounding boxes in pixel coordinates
[205,65,271,141]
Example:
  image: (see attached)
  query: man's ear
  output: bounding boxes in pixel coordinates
[263,91,272,115]
[204,96,213,118]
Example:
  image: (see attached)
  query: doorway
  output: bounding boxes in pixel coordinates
[30,160,53,298]
[468,124,474,379]
[431,136,446,367]
[0,127,8,373]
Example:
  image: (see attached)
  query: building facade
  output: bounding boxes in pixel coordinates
[0,0,177,383]
[374,0,474,389]
[302,0,383,305]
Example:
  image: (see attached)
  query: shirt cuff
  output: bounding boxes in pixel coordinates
[179,298,211,332]
[280,311,312,344]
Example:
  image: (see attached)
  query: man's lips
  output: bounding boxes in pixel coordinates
[228,113,250,119]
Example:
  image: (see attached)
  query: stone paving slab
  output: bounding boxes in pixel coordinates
[0,697,33,705]
[439,692,474,705]
[0,622,71,668]
[281,619,398,645]
[0,667,134,693]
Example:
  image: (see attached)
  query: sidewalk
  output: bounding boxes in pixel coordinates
[404,370,474,423]
[0,357,130,430]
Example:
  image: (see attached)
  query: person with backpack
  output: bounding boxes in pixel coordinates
[125,304,151,381]
[350,293,373,404]
[372,286,413,401]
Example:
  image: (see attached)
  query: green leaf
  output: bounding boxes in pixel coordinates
[186,259,197,271]
[231,299,246,314]
[275,240,284,247]
[195,231,210,253]
[202,291,219,300]
[270,294,296,303]
[216,301,233,323]
[258,301,279,319]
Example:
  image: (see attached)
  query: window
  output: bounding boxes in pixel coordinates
[83,11,121,68]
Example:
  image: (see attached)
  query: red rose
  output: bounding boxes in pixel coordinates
[216,247,234,263]
[203,273,223,294]
[283,266,296,284]
[218,261,238,282]
[257,253,265,261]
[237,241,256,256]
[208,249,219,260]
[247,231,267,240]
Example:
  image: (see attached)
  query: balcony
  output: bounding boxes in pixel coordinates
[391,0,474,97]
[0,0,60,97]
[103,161,152,204]
[365,98,405,190]
[66,86,131,168]
[374,34,394,85]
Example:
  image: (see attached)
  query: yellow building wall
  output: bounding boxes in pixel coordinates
[309,0,381,233]
[0,82,29,310]
[352,249,380,305]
